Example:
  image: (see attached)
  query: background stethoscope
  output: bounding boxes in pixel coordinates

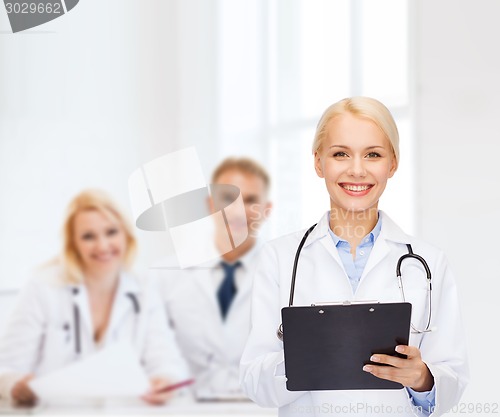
[70,287,141,354]
[277,223,434,341]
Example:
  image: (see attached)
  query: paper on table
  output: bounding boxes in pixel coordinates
[29,342,150,399]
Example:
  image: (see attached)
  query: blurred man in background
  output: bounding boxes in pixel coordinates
[152,157,272,400]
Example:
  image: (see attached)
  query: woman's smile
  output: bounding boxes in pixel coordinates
[338,182,374,196]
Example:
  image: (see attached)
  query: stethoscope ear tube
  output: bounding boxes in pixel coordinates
[277,223,317,341]
[72,288,81,355]
[288,224,318,308]
[396,244,432,283]
[126,293,140,314]
[396,244,433,333]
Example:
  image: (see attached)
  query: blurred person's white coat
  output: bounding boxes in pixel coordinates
[0,265,190,401]
[152,244,259,399]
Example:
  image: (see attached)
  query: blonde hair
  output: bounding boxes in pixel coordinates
[211,157,271,191]
[61,189,137,284]
[312,97,400,165]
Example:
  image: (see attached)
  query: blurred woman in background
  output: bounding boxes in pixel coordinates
[0,189,189,406]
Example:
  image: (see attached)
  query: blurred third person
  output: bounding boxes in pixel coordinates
[0,189,190,406]
[152,157,272,400]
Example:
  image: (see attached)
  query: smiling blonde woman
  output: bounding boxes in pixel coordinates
[0,189,190,406]
[240,97,469,417]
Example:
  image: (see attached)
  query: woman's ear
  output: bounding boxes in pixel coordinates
[388,155,398,178]
[314,151,324,178]
[206,196,215,214]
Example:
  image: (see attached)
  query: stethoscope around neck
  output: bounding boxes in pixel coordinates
[70,287,140,355]
[277,223,434,341]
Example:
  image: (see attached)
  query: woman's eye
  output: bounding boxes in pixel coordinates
[333,151,348,158]
[81,233,94,240]
[366,152,381,158]
[107,228,119,236]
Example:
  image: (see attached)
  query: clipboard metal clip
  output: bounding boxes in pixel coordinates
[311,300,380,306]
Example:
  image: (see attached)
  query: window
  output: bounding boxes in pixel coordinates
[215,0,412,238]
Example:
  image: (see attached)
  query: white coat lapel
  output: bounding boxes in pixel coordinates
[360,236,390,281]
[318,235,344,269]
[70,285,94,343]
[193,263,220,312]
[306,212,346,273]
[106,273,140,338]
[360,211,411,282]
[192,263,226,352]
[229,242,261,308]
[298,213,353,300]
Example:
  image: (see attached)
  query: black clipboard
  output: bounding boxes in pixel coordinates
[281,301,412,391]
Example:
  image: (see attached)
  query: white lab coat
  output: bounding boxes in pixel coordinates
[0,264,190,400]
[240,211,469,417]
[152,244,260,398]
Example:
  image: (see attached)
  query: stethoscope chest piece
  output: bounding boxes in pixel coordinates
[277,324,284,341]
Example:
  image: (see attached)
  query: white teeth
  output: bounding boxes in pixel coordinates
[94,254,114,261]
[342,184,370,192]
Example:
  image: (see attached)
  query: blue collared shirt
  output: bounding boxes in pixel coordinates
[327,214,382,294]
[327,212,436,414]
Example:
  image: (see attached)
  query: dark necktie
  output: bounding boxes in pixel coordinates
[217,261,241,319]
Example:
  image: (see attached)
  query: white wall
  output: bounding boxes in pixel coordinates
[0,0,222,290]
[1,0,495,410]
[414,0,500,408]
[1,0,412,290]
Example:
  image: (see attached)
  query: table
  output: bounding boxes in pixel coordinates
[0,397,277,416]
